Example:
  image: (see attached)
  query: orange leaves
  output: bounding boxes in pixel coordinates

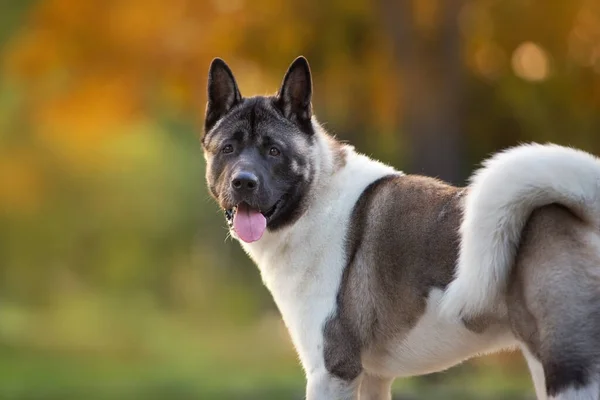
[32,72,142,169]
[2,0,397,157]
[0,151,43,216]
[3,0,207,170]
[3,28,63,83]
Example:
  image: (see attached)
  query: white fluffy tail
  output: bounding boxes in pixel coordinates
[440,143,600,318]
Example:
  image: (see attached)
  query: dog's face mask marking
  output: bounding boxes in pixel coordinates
[202,57,315,242]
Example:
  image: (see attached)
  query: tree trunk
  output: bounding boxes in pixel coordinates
[379,0,465,185]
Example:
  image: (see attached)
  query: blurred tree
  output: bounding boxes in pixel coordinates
[380,0,465,184]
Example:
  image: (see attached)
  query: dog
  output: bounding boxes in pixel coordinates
[201,56,600,400]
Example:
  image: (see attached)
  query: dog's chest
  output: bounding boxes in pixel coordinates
[242,222,348,371]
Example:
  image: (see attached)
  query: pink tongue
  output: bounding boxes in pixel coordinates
[233,203,267,243]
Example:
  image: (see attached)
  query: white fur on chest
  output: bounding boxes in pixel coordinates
[362,289,516,378]
[238,139,398,373]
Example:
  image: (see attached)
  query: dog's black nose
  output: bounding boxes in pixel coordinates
[231,171,259,192]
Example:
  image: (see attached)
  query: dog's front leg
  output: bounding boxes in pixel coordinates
[304,310,364,399]
[359,373,394,400]
[306,368,361,400]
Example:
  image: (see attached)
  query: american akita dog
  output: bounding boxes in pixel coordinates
[201,56,600,400]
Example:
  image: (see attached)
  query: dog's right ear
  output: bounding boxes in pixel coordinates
[205,58,242,132]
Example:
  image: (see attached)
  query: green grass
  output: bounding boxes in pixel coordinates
[0,346,535,400]
[0,345,304,400]
[0,301,535,400]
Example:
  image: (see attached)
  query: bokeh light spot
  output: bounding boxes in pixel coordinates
[511,42,551,82]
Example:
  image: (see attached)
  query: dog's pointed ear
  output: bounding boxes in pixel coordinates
[205,58,242,131]
[276,56,313,132]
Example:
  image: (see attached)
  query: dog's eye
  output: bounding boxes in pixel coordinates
[269,147,281,157]
[222,144,234,154]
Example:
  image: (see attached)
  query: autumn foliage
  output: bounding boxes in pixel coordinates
[0,0,599,398]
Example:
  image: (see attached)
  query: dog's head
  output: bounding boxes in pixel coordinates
[202,57,316,243]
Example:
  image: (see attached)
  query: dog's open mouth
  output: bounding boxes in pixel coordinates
[224,196,286,243]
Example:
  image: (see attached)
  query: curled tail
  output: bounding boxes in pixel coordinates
[440,143,600,318]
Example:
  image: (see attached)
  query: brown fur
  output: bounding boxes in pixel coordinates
[324,175,465,379]
[326,176,600,396]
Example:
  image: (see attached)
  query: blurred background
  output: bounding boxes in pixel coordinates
[1,0,599,398]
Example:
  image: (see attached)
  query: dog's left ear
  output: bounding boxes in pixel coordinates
[276,56,313,133]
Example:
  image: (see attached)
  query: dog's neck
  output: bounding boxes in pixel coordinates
[307,123,347,189]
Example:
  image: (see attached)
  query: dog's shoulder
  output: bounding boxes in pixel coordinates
[332,173,465,342]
